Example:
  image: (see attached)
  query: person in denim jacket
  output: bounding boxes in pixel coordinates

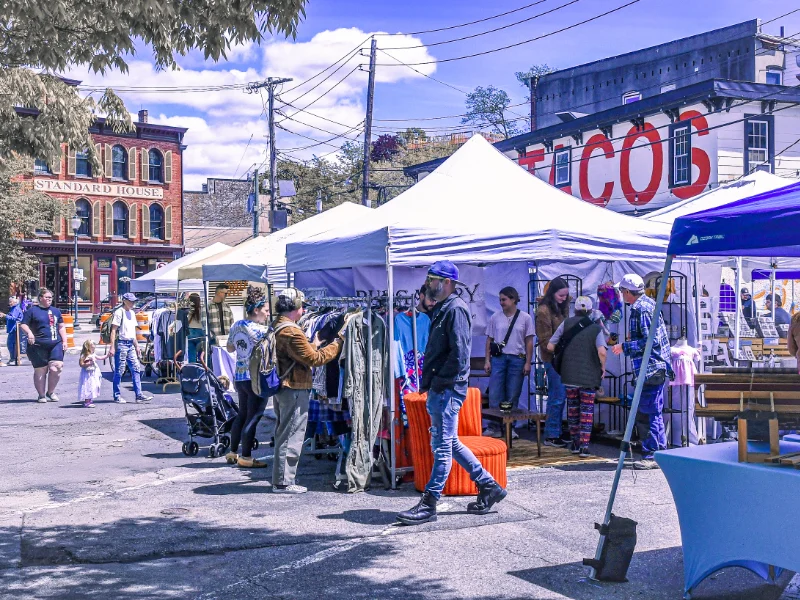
[397,261,507,525]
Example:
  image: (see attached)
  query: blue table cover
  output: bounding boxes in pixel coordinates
[655,442,800,596]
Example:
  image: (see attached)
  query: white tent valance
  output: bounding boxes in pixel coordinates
[286,135,671,272]
[130,242,231,293]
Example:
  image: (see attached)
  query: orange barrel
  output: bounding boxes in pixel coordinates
[63,315,75,348]
[99,313,111,334]
[136,312,149,342]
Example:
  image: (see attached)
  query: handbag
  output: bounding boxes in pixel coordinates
[489,310,520,357]
[643,370,666,387]
[552,316,593,374]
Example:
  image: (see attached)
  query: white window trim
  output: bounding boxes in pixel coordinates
[747,119,770,171]
[554,148,570,187]
[673,125,691,186]
[622,90,642,105]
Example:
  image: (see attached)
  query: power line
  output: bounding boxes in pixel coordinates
[278,123,365,152]
[374,102,528,122]
[379,0,583,51]
[280,35,372,95]
[276,110,364,141]
[277,64,362,124]
[375,0,553,36]
[376,48,468,94]
[374,0,642,66]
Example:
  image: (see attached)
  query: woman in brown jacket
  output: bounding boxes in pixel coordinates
[271,288,344,494]
[788,312,800,373]
[535,277,570,446]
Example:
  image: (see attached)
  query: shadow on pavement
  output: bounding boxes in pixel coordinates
[509,546,791,600]
[139,417,187,442]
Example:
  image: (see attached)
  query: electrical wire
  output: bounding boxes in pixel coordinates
[280,35,373,95]
[277,64,362,124]
[379,0,583,51]
[374,0,642,66]
[278,123,365,152]
[276,110,364,141]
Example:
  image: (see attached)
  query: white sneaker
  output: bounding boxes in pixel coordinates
[272,484,307,494]
[46,393,60,402]
[135,394,153,403]
[511,429,519,440]
[37,396,48,404]
[114,396,127,404]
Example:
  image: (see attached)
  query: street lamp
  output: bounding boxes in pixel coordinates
[70,214,81,330]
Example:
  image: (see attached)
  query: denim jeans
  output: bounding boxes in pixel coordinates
[638,382,667,459]
[7,329,26,363]
[113,340,143,400]
[425,387,494,500]
[187,327,205,364]
[488,354,525,410]
[543,362,567,439]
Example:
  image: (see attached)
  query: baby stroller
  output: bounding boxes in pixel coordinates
[179,364,239,458]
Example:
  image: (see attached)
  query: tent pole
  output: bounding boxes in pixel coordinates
[203,281,210,367]
[387,257,397,489]
[771,260,776,322]
[590,254,674,579]
[734,257,742,365]
[692,259,704,443]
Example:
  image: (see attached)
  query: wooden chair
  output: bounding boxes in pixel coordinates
[405,388,507,495]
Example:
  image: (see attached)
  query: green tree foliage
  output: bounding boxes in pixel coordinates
[0,157,64,290]
[461,85,519,139]
[515,64,556,96]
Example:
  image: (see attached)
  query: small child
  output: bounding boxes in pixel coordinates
[78,340,109,408]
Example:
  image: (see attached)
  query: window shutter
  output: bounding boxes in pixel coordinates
[128,202,137,239]
[128,147,136,180]
[142,203,150,240]
[51,146,62,174]
[66,201,76,238]
[141,149,149,183]
[104,144,112,178]
[53,213,62,236]
[67,148,76,176]
[105,202,113,237]
[164,205,173,241]
[92,201,101,238]
[94,143,102,177]
[164,150,173,184]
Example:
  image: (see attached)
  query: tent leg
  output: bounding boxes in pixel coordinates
[734,257,742,365]
[387,262,397,489]
[590,255,674,579]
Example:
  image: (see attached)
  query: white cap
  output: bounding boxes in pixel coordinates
[575,296,593,311]
[277,287,307,309]
[615,273,645,293]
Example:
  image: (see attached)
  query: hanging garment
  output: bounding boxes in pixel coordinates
[341,311,387,493]
[393,310,431,396]
[670,345,701,386]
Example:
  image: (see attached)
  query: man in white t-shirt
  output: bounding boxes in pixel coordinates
[109,293,152,404]
[483,286,534,438]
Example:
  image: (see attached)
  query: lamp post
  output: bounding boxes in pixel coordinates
[70,214,81,330]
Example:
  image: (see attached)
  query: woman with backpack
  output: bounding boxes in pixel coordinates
[225,286,271,468]
[535,277,570,447]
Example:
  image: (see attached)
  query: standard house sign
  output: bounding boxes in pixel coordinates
[34,178,164,199]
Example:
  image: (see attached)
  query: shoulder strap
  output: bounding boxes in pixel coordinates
[502,310,520,346]
[555,316,594,354]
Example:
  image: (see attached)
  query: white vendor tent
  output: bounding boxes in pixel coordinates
[644,171,798,224]
[286,134,671,272]
[130,242,231,293]
[202,202,370,284]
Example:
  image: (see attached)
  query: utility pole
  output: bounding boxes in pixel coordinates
[252,167,259,238]
[361,38,377,208]
[246,76,292,233]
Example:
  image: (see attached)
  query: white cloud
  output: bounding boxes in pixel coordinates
[68,28,437,186]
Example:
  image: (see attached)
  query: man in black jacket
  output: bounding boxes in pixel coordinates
[397,261,507,525]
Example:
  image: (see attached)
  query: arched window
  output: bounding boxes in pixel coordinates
[112,201,128,237]
[75,198,91,236]
[149,204,164,239]
[112,145,127,179]
[148,149,163,183]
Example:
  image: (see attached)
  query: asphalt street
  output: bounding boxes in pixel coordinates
[0,331,795,599]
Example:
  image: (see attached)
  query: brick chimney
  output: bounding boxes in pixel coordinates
[138,109,148,123]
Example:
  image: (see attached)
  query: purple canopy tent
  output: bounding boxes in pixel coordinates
[592,180,800,591]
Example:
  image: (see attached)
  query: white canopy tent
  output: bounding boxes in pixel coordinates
[287,135,671,272]
[130,242,231,294]
[202,202,370,284]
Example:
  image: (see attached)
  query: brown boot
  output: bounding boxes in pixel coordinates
[237,456,267,468]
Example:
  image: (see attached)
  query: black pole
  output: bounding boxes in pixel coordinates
[361,38,377,207]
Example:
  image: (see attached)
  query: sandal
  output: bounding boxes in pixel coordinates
[237,456,267,468]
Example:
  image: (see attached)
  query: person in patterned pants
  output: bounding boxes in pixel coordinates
[566,387,596,455]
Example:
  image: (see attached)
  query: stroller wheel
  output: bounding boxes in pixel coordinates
[221,436,231,450]
[252,438,259,450]
[188,441,199,456]
[181,442,190,456]
[209,445,217,459]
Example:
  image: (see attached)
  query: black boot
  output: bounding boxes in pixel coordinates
[396,492,438,525]
[466,481,507,515]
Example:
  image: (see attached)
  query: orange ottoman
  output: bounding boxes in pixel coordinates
[405,389,507,496]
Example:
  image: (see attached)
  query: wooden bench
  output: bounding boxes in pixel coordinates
[695,371,800,423]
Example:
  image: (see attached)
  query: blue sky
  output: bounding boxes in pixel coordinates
[71,0,800,190]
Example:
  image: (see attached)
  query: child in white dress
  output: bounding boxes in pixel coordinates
[78,340,109,408]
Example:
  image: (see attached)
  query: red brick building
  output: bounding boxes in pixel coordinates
[21,110,187,316]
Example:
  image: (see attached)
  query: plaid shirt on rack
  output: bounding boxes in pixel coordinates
[207,301,234,339]
[622,294,674,382]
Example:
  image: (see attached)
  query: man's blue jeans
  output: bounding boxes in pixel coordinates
[425,387,494,500]
[639,381,667,459]
[543,362,567,439]
[113,340,143,400]
[488,354,525,410]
